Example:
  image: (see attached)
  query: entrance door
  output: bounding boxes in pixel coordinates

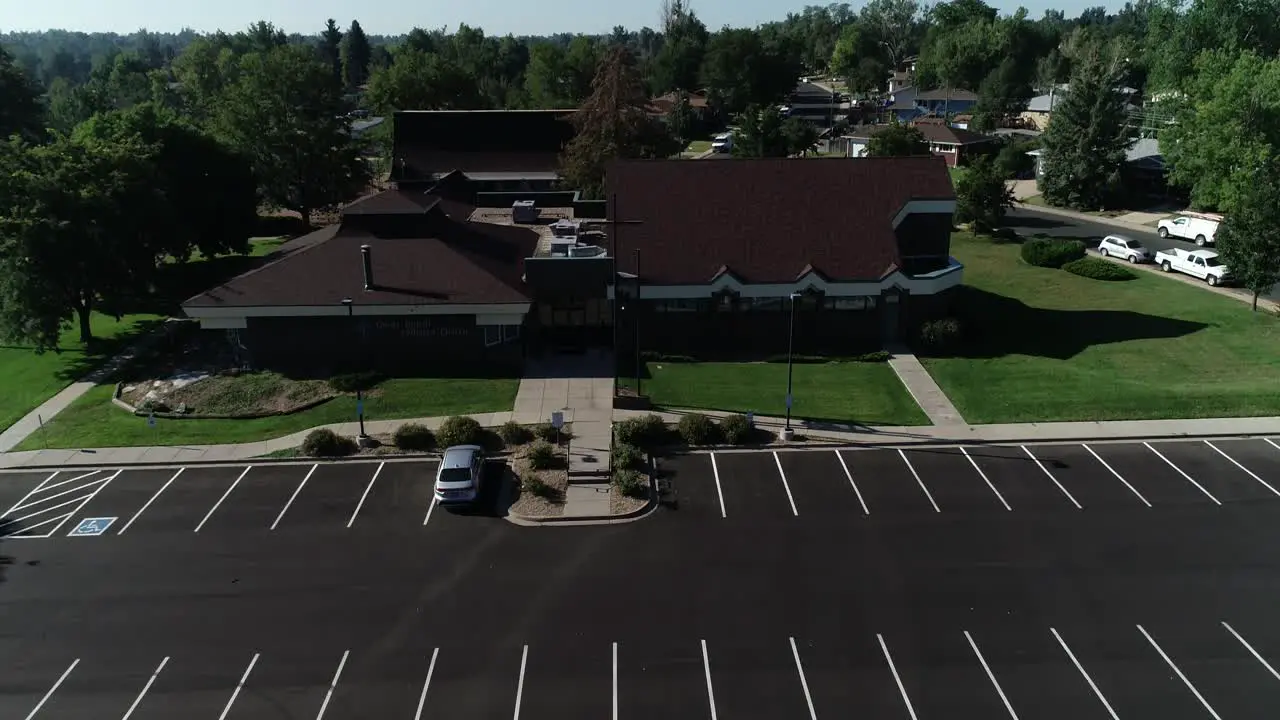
[881,292,901,343]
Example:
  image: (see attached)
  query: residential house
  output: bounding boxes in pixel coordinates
[885,88,979,123]
[836,120,1000,167]
[649,89,712,117]
[1026,137,1176,201]
[1020,84,1139,131]
[181,156,961,371]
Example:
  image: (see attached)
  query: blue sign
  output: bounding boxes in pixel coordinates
[746,412,754,425]
[68,517,117,536]
[147,413,156,428]
[356,399,364,415]
[551,411,564,429]
[785,394,793,409]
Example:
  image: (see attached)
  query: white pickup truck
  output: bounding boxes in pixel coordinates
[1154,248,1231,286]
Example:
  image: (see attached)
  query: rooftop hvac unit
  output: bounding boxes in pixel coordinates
[549,238,576,256]
[512,200,538,224]
[568,244,606,258]
[550,219,580,238]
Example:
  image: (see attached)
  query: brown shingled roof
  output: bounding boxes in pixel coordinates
[183,197,538,309]
[845,122,996,146]
[605,157,954,285]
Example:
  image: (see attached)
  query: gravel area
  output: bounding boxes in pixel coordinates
[610,487,648,515]
[508,453,567,517]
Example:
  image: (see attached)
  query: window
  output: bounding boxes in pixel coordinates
[825,296,869,311]
[502,324,520,342]
[484,325,501,347]
[747,297,784,311]
[654,299,699,312]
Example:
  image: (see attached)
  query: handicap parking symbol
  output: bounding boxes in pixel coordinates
[68,517,117,537]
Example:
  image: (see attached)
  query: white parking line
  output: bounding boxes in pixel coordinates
[789,637,818,720]
[1205,441,1280,497]
[119,467,184,535]
[413,648,440,720]
[1082,445,1151,507]
[217,652,260,720]
[422,498,437,526]
[315,649,349,720]
[897,450,940,512]
[513,645,529,720]
[23,658,79,720]
[1143,443,1221,505]
[2,511,75,539]
[877,634,919,720]
[709,453,727,518]
[120,656,169,720]
[1137,624,1221,720]
[612,642,619,720]
[964,631,1019,719]
[195,466,252,533]
[772,452,799,516]
[37,469,103,493]
[4,471,60,512]
[701,639,719,720]
[1050,628,1120,719]
[1266,438,1280,453]
[1020,446,1082,508]
[271,464,317,530]
[9,476,109,514]
[42,469,121,538]
[347,461,384,528]
[834,450,870,515]
[959,448,1012,511]
[1,498,87,537]
[1221,621,1280,682]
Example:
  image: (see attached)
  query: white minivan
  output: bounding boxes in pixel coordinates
[1157,212,1221,246]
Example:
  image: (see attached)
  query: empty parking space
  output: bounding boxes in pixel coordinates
[0,471,57,514]
[878,629,1019,719]
[1210,438,1280,481]
[344,461,436,529]
[973,625,1117,719]
[269,462,375,530]
[902,447,1011,513]
[18,653,161,720]
[964,445,1083,511]
[800,634,915,718]
[220,646,340,718]
[68,468,180,536]
[0,468,119,538]
[1091,443,1222,506]
[414,643,528,720]
[517,642,612,720]
[116,465,248,534]
[702,636,814,720]
[320,648,437,719]
[1148,440,1280,504]
[1021,445,1149,510]
[839,448,939,514]
[713,451,798,521]
[190,463,315,533]
[122,651,264,720]
[615,636,718,720]
[774,450,866,517]
[658,454,723,519]
[1143,620,1280,718]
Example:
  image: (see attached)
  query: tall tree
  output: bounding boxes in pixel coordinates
[701,28,802,116]
[732,105,820,157]
[217,45,370,229]
[1213,161,1280,311]
[525,42,572,108]
[0,46,45,141]
[0,133,163,347]
[559,46,681,197]
[366,49,483,112]
[318,19,344,86]
[340,20,372,89]
[866,122,930,156]
[970,57,1033,131]
[830,21,890,96]
[1038,37,1132,211]
[651,2,709,93]
[1161,50,1280,214]
[244,21,287,53]
[954,155,1015,232]
[861,0,921,69]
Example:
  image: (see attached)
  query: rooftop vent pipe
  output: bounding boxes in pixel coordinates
[361,244,373,290]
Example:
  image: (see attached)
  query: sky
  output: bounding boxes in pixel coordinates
[6,0,1118,37]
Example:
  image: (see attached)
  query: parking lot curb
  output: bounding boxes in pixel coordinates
[504,475,658,527]
[0,449,531,474]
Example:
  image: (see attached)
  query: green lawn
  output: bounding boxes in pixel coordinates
[14,377,519,450]
[1019,194,1127,218]
[0,314,164,434]
[619,361,930,426]
[949,166,965,186]
[922,233,1280,423]
[684,140,713,154]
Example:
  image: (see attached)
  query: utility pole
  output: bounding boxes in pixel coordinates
[599,193,644,385]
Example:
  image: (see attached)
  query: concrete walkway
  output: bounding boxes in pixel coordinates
[886,349,965,426]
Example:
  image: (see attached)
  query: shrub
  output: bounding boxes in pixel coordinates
[849,350,891,363]
[436,415,483,447]
[917,318,963,354]
[765,354,831,364]
[302,428,357,457]
[640,351,697,363]
[1020,237,1086,268]
[612,468,646,498]
[522,473,558,499]
[533,422,569,443]
[719,414,753,445]
[525,439,557,470]
[392,423,434,451]
[990,227,1021,244]
[611,442,644,471]
[615,413,669,450]
[328,371,384,393]
[1063,257,1138,281]
[498,420,531,446]
[678,413,719,445]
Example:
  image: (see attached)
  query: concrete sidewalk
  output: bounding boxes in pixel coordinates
[886,350,964,426]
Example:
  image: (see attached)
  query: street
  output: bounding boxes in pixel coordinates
[3,438,1280,718]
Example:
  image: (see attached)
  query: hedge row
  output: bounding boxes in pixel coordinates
[639,351,890,364]
[1020,237,1086,268]
[1062,257,1138,281]
[614,412,759,450]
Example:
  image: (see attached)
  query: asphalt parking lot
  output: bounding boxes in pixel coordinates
[2,437,1279,719]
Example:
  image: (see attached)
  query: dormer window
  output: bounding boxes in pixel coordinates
[712,287,740,312]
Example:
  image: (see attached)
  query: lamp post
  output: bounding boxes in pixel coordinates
[633,248,642,396]
[342,298,368,440]
[782,291,800,440]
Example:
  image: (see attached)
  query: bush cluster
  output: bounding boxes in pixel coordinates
[328,371,384,393]
[436,415,482,447]
[1020,238,1086,268]
[639,351,697,363]
[302,428,357,457]
[719,413,754,445]
[612,468,647,498]
[611,442,644,471]
[1063,257,1138,281]
[916,318,963,353]
[525,439,557,470]
[521,473,558,499]
[533,422,568,443]
[392,423,434,450]
[498,420,531,446]
[614,413,669,450]
[677,413,719,445]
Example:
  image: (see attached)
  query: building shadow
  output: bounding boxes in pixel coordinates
[932,286,1208,361]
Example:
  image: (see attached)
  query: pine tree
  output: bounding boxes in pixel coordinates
[319,19,344,87]
[1038,38,1131,211]
[559,46,680,197]
[340,20,371,89]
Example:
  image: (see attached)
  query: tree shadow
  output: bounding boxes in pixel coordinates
[50,318,170,384]
[929,286,1209,360]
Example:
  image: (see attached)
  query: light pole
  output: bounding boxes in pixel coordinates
[633,248,642,396]
[342,298,368,440]
[783,291,800,438]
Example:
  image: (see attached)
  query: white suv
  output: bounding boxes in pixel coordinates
[434,445,485,505]
[1097,235,1151,263]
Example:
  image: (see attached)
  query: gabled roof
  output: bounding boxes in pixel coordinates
[182,193,539,309]
[604,157,954,286]
[914,88,979,102]
[844,122,996,146]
